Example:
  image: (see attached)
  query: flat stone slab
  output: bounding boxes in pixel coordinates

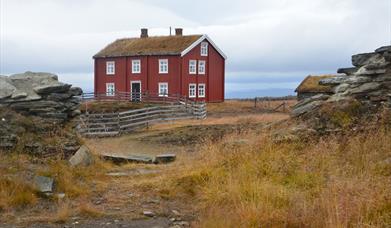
[153,154,176,164]
[102,153,177,164]
[102,154,154,164]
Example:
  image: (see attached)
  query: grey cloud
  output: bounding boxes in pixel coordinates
[1,0,390,97]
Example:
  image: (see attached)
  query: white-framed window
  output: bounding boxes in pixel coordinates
[198,84,205,98]
[106,61,115,75]
[198,60,206,75]
[189,83,196,98]
[200,42,208,56]
[106,83,115,96]
[158,82,168,97]
[159,59,168,74]
[189,60,197,74]
[132,60,141,73]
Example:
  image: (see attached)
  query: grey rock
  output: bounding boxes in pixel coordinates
[292,100,322,117]
[47,92,72,101]
[332,83,350,93]
[337,67,358,75]
[355,66,386,76]
[348,82,381,94]
[0,76,16,99]
[351,52,380,67]
[11,91,28,99]
[69,145,94,167]
[69,87,83,96]
[33,83,71,94]
[294,94,330,109]
[102,153,154,164]
[143,210,155,217]
[153,154,176,164]
[319,76,346,85]
[373,74,391,82]
[33,176,54,193]
[375,45,391,53]
[345,76,372,84]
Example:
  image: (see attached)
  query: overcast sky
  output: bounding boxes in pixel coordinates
[1,0,390,97]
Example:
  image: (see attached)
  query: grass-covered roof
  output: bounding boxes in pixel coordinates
[93,35,202,58]
[295,75,336,93]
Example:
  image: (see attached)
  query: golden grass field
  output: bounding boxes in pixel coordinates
[1,99,390,227]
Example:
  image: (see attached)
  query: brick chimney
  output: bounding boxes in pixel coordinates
[175,28,183,36]
[140,28,148,38]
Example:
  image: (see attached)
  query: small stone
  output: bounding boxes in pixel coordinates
[56,193,66,199]
[69,145,93,167]
[33,176,54,193]
[153,154,176,164]
[143,210,155,217]
[172,210,181,216]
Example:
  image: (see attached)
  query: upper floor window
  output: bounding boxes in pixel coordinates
[106,83,115,96]
[159,59,168,74]
[106,61,115,75]
[189,60,197,74]
[132,60,141,73]
[158,83,168,97]
[198,84,205,98]
[198,61,206,75]
[200,42,208,56]
[189,84,196,98]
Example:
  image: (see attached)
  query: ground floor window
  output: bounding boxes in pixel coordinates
[158,83,168,97]
[189,84,196,98]
[198,84,205,98]
[106,83,115,96]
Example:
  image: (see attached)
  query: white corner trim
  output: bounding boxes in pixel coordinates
[181,34,227,59]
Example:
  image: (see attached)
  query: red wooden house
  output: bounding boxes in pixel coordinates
[93,28,226,102]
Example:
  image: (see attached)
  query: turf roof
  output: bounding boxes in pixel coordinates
[295,75,336,93]
[93,35,202,58]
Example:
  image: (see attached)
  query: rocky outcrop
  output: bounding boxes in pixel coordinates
[292,46,391,132]
[0,71,82,122]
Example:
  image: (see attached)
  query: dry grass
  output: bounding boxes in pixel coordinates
[157,129,391,227]
[207,100,297,116]
[51,201,72,223]
[78,201,104,218]
[0,178,37,210]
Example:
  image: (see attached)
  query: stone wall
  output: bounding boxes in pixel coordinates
[0,71,82,122]
[292,46,391,132]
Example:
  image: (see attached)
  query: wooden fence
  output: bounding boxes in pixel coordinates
[79,91,190,104]
[253,97,296,113]
[77,101,206,137]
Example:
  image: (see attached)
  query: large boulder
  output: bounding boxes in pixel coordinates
[0,72,82,122]
[293,46,391,133]
[0,76,17,99]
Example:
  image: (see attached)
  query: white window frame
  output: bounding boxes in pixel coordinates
[158,82,168,97]
[198,84,205,98]
[106,61,115,75]
[198,60,206,75]
[132,60,141,74]
[106,83,115,96]
[200,42,208,56]
[189,83,196,98]
[189,60,197,74]
[159,59,168,74]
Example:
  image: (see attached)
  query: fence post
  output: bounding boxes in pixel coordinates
[254,97,257,108]
[117,112,120,133]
